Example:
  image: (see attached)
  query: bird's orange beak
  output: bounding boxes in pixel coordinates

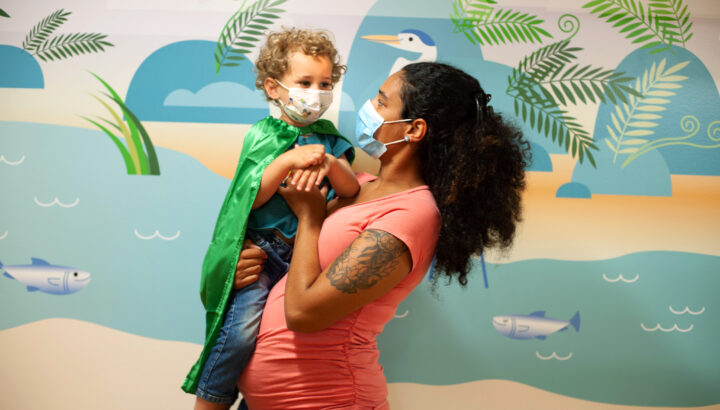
[361,34,400,45]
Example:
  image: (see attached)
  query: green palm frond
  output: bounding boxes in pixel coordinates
[22,9,70,52]
[513,97,598,166]
[451,0,552,46]
[603,58,689,164]
[648,0,693,47]
[451,0,496,39]
[1,9,10,18]
[512,40,580,83]
[583,0,677,53]
[509,39,642,106]
[546,64,642,105]
[214,0,287,73]
[34,33,113,62]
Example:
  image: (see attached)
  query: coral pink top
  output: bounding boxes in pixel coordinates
[238,174,440,409]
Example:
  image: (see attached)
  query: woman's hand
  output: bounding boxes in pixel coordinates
[278,183,329,224]
[233,239,267,290]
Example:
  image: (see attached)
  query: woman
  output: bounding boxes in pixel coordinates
[234,62,530,409]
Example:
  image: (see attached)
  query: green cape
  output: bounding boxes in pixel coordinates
[182,116,353,393]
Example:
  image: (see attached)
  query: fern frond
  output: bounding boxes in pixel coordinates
[214,0,287,73]
[648,0,693,47]
[583,0,672,53]
[511,92,598,165]
[34,33,113,61]
[451,0,496,37]
[543,65,642,105]
[451,0,552,46]
[22,9,70,52]
[603,58,689,164]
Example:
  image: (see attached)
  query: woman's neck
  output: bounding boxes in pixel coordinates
[373,150,424,191]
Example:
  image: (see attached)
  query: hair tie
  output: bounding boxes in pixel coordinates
[475,91,492,124]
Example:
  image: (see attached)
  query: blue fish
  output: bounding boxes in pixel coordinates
[493,311,580,340]
[1,258,91,295]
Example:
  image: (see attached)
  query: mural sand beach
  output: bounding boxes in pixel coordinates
[1,122,719,408]
[2,319,719,410]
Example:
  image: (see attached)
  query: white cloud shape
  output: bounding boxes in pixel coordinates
[340,91,355,111]
[163,81,267,108]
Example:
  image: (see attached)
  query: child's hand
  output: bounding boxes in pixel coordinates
[289,154,335,192]
[281,144,325,169]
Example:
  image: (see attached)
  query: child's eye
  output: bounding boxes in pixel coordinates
[300,81,312,87]
[320,82,332,89]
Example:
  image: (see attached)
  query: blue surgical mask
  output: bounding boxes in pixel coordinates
[355,100,411,159]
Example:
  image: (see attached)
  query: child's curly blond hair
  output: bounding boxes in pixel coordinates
[255,28,346,102]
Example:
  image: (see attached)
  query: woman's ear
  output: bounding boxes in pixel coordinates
[264,77,280,100]
[406,118,427,143]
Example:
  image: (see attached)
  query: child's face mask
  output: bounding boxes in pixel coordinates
[276,80,333,125]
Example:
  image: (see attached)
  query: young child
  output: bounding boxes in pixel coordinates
[182,28,359,409]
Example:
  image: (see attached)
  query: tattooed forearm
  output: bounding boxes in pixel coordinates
[325,229,409,294]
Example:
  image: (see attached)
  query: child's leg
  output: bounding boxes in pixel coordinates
[195,273,272,406]
[194,230,292,406]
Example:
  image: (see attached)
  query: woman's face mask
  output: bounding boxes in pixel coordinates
[355,100,411,159]
[276,80,333,125]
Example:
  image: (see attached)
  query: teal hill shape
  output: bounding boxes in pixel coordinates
[125,40,268,124]
[0,45,43,89]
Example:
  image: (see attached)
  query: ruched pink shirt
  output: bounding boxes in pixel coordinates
[238,174,440,409]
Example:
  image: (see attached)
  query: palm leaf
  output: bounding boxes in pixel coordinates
[451,0,496,36]
[509,39,642,107]
[512,94,597,166]
[451,0,552,46]
[602,58,689,164]
[648,0,693,47]
[583,0,672,53]
[34,33,113,61]
[214,0,287,73]
[22,9,70,52]
[545,64,642,105]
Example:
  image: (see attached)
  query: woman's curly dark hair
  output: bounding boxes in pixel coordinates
[399,62,531,286]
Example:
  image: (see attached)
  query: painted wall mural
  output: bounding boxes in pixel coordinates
[1,0,718,409]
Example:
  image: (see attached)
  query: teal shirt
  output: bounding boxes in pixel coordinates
[247,132,353,238]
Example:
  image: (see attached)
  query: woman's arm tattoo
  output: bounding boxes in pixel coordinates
[325,229,409,294]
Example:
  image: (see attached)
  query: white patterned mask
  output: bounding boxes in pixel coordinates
[276,80,333,124]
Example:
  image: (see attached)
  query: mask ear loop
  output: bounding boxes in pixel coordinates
[384,135,410,146]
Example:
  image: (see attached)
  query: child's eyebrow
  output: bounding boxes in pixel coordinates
[378,89,388,100]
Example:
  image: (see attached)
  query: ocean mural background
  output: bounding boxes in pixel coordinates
[1,1,719,409]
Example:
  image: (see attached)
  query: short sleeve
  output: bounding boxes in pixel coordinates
[364,194,440,272]
[329,135,354,160]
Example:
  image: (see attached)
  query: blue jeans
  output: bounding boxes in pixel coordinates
[195,229,293,405]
